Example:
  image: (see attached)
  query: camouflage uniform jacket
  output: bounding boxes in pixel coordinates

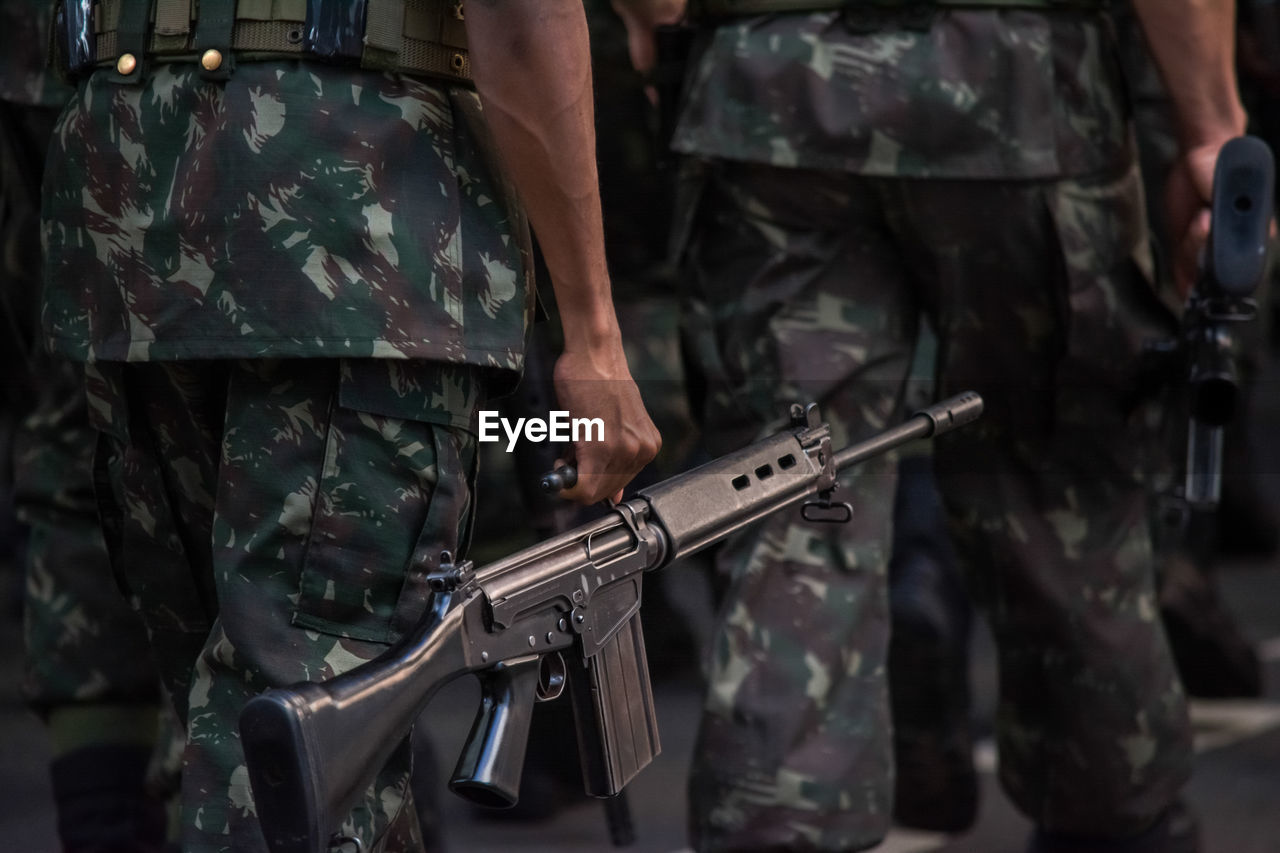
[42,61,534,379]
[674,8,1132,179]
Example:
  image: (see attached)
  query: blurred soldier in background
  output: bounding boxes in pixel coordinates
[0,0,170,849]
[1114,0,1269,700]
[618,0,1244,850]
[883,325,977,834]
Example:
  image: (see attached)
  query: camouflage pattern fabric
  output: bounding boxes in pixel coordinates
[673,9,1131,180]
[2,9,170,841]
[677,11,1194,847]
[18,358,160,715]
[0,0,159,737]
[43,62,533,376]
[39,48,524,851]
[1111,3,1180,284]
[86,356,479,852]
[0,0,73,373]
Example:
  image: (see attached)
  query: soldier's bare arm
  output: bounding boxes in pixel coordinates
[1132,0,1249,295]
[466,0,661,504]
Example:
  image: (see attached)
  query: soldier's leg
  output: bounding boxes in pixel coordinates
[887,448,976,833]
[19,358,171,852]
[3,86,172,848]
[93,358,478,852]
[683,161,915,852]
[894,160,1193,839]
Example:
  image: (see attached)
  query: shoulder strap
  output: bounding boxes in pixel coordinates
[193,0,236,79]
[108,0,151,85]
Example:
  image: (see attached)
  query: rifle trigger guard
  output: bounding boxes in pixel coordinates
[328,836,364,853]
[801,498,853,524]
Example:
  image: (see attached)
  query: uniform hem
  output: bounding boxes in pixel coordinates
[45,334,523,371]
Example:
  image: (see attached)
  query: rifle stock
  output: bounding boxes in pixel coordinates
[240,393,983,853]
[240,592,471,850]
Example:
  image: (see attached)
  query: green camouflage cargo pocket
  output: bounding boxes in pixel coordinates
[291,359,478,644]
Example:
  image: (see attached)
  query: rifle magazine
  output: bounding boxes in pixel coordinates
[569,612,661,797]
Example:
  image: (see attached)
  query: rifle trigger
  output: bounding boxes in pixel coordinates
[801,499,853,524]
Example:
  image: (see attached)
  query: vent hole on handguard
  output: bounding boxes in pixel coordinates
[755,464,774,480]
[777,454,796,470]
[732,475,750,491]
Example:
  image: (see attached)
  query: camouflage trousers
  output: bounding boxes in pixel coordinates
[86,357,480,853]
[6,96,160,723]
[682,156,1192,851]
[18,356,161,715]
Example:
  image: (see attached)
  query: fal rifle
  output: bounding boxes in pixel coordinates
[239,392,984,853]
[1177,135,1273,508]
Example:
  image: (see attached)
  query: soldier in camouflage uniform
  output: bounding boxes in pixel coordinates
[1,0,170,848]
[618,0,1244,850]
[1111,1,1269,702]
[41,1,659,850]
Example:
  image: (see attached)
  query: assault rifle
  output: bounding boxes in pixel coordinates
[239,392,984,853]
[1176,135,1273,508]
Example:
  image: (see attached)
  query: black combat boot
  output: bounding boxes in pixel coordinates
[887,456,979,833]
[1027,801,1200,853]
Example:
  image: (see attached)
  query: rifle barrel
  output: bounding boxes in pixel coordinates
[834,392,983,471]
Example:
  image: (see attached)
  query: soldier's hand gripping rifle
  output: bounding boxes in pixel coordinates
[239,392,984,853]
[1177,136,1274,508]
